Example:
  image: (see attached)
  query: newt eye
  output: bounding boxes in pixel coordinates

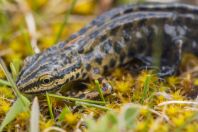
[39,75,54,87]
[43,78,50,84]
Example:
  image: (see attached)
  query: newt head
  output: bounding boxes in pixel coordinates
[16,43,84,94]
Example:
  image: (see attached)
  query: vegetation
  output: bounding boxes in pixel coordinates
[0,0,198,131]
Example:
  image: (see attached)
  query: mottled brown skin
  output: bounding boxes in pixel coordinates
[16,3,198,98]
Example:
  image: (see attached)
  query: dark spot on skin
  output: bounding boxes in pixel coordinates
[65,79,69,83]
[78,40,86,46]
[100,39,112,54]
[109,22,117,29]
[46,47,56,53]
[64,46,74,51]
[67,34,77,41]
[120,52,126,64]
[76,73,80,79]
[100,35,106,42]
[63,57,69,64]
[123,31,131,42]
[114,42,122,54]
[103,65,108,73]
[51,74,64,81]
[81,69,84,73]
[78,47,84,53]
[110,27,119,36]
[137,39,146,53]
[137,18,147,27]
[21,82,39,92]
[136,6,146,11]
[60,63,65,67]
[86,64,91,71]
[79,27,87,35]
[70,76,74,81]
[82,73,87,79]
[98,77,103,83]
[109,59,116,68]
[123,8,133,14]
[111,11,120,18]
[60,63,81,76]
[123,24,132,42]
[193,9,198,14]
[95,56,103,65]
[128,50,135,57]
[58,42,65,49]
[90,31,99,39]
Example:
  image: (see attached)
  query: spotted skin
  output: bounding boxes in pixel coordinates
[16,3,198,97]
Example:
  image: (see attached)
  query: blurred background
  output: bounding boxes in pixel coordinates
[0,0,198,67]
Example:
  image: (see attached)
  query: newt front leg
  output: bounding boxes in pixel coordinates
[84,67,113,99]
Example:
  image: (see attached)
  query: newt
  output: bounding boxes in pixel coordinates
[16,3,198,98]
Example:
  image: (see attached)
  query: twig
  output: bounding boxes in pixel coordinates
[158,100,198,106]
[16,0,40,53]
[149,105,168,132]
[76,101,111,111]
[43,127,66,132]
[147,107,169,122]
[25,12,40,53]
[184,107,198,111]
[0,49,13,57]
[0,96,14,103]
[126,103,169,122]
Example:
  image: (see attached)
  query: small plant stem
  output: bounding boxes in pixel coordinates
[76,101,111,111]
[48,93,105,105]
[94,80,105,102]
[141,75,151,104]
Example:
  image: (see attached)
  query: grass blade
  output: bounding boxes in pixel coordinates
[122,105,139,129]
[0,57,20,96]
[0,58,30,131]
[30,97,40,132]
[10,62,17,81]
[94,80,105,102]
[46,93,54,120]
[0,79,11,87]
[54,0,78,43]
[76,101,111,111]
[58,106,71,122]
[141,75,151,104]
[48,93,105,105]
[0,57,29,104]
[0,95,30,132]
